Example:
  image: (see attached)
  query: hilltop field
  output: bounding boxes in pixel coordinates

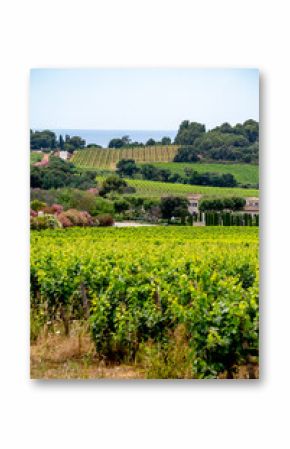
[96,176,259,198]
[142,162,259,186]
[71,146,179,169]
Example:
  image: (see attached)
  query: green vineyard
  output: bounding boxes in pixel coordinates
[146,162,259,186]
[96,176,259,198]
[71,146,179,169]
[31,226,259,378]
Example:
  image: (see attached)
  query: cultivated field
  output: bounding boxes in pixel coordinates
[145,162,259,186]
[71,146,179,169]
[96,176,259,198]
[31,226,259,379]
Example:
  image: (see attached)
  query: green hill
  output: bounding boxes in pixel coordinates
[141,162,259,186]
[96,176,259,199]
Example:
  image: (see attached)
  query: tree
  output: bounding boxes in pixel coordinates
[199,197,246,212]
[108,138,125,148]
[160,196,189,222]
[243,119,259,143]
[121,135,131,146]
[146,138,156,146]
[173,146,200,162]
[116,159,139,177]
[30,157,97,190]
[174,121,205,145]
[161,136,171,145]
[59,134,64,149]
[30,130,57,150]
[99,175,129,196]
[87,143,102,148]
[139,164,160,180]
[114,199,130,213]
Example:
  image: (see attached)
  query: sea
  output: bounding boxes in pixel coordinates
[51,129,177,148]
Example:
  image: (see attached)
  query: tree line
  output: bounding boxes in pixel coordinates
[116,159,238,187]
[30,118,258,164]
[173,119,259,163]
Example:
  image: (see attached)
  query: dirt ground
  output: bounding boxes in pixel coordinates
[30,333,144,379]
[30,329,258,380]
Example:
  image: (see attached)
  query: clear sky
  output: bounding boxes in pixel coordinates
[30,68,259,130]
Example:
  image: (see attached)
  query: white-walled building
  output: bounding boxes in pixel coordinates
[59,151,69,160]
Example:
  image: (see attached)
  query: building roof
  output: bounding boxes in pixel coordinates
[187,194,203,200]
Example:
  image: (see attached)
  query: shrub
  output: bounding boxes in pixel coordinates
[30,188,58,205]
[30,214,61,230]
[51,203,64,214]
[57,212,73,228]
[96,214,114,227]
[114,199,130,213]
[30,208,37,217]
[30,199,46,212]
[94,197,115,215]
[43,203,64,215]
[58,209,95,227]
[59,189,97,214]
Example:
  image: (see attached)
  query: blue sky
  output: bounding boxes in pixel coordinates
[30,68,259,130]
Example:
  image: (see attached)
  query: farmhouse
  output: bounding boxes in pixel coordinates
[244,197,259,215]
[59,150,69,161]
[187,194,203,214]
[187,194,259,216]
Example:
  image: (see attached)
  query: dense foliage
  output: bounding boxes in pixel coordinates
[174,119,259,163]
[173,146,200,162]
[174,121,206,145]
[31,157,98,190]
[30,130,86,152]
[199,197,246,211]
[108,135,172,149]
[116,160,238,187]
[148,162,259,187]
[99,175,135,196]
[31,227,259,378]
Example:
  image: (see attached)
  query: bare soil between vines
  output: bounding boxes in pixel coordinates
[30,332,258,380]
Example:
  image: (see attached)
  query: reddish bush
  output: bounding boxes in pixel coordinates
[57,209,95,227]
[30,209,37,217]
[96,214,114,227]
[79,210,95,226]
[57,212,73,228]
[43,203,64,215]
[63,209,82,226]
[51,204,63,214]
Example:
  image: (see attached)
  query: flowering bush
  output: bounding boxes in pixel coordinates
[57,212,73,228]
[43,203,64,215]
[57,209,95,227]
[30,209,38,217]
